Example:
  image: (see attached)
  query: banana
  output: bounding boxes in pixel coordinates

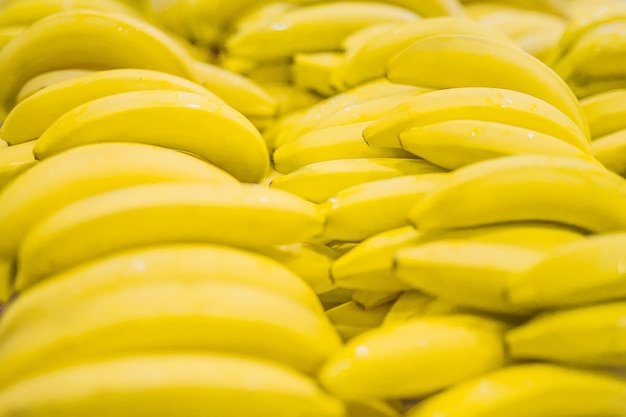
[0,140,36,188]
[405,363,626,417]
[2,243,324,335]
[16,69,94,101]
[398,119,589,170]
[225,2,419,59]
[33,90,269,183]
[0,280,342,386]
[253,242,338,294]
[0,0,138,28]
[337,18,512,89]
[272,122,413,174]
[0,142,237,266]
[319,314,507,399]
[386,34,589,136]
[1,69,224,145]
[0,10,197,120]
[382,290,436,325]
[326,300,393,341]
[352,290,401,310]
[363,87,589,150]
[321,173,450,242]
[292,52,343,97]
[16,182,325,287]
[265,78,418,149]
[0,353,345,417]
[507,301,626,366]
[192,60,277,118]
[409,154,626,233]
[507,232,626,308]
[270,158,446,204]
[581,89,626,139]
[592,129,626,176]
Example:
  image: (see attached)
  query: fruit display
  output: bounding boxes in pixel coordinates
[1,0,626,415]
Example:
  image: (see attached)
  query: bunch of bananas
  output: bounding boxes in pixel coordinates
[1,0,626,415]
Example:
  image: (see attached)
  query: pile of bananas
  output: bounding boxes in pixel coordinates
[1,0,626,415]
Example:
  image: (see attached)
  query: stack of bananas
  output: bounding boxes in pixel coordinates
[1,0,626,415]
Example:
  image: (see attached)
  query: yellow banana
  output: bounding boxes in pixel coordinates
[507,232,626,308]
[292,52,343,97]
[270,158,446,204]
[0,10,196,119]
[0,353,345,417]
[507,301,626,366]
[410,154,626,233]
[338,18,512,88]
[386,34,588,136]
[33,90,269,183]
[225,2,419,59]
[406,363,626,417]
[581,88,626,139]
[272,122,413,174]
[0,142,236,267]
[321,173,449,242]
[16,182,324,287]
[2,69,224,145]
[16,69,94,101]
[0,140,36,188]
[319,314,507,399]
[193,60,277,118]
[363,87,589,150]
[592,129,626,176]
[398,119,589,170]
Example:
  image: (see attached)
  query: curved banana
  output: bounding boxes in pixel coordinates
[0,353,345,417]
[386,34,589,136]
[16,69,94,101]
[507,301,626,366]
[292,52,343,97]
[0,10,196,119]
[321,173,449,242]
[0,142,236,264]
[363,87,589,151]
[507,232,626,308]
[2,244,324,335]
[225,2,419,59]
[193,60,277,118]
[338,18,512,88]
[409,154,626,233]
[319,315,507,399]
[272,122,413,174]
[2,69,223,145]
[406,363,626,417]
[270,158,446,204]
[326,300,392,341]
[398,119,589,170]
[592,129,626,176]
[16,182,324,287]
[33,90,269,183]
[0,140,36,188]
[581,88,626,139]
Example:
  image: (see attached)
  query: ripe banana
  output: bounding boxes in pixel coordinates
[270,158,446,204]
[16,69,93,101]
[592,129,626,176]
[321,173,449,242]
[507,301,626,366]
[409,154,626,233]
[16,182,324,287]
[1,69,224,145]
[192,60,277,118]
[272,122,413,174]
[405,363,626,417]
[580,88,626,139]
[0,353,345,417]
[0,10,196,119]
[507,232,626,308]
[386,34,589,136]
[0,142,237,269]
[326,300,392,341]
[338,18,512,88]
[292,52,343,97]
[3,243,324,335]
[319,314,507,399]
[0,140,36,188]
[33,90,269,183]
[363,87,589,151]
[225,2,419,59]
[398,119,589,170]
